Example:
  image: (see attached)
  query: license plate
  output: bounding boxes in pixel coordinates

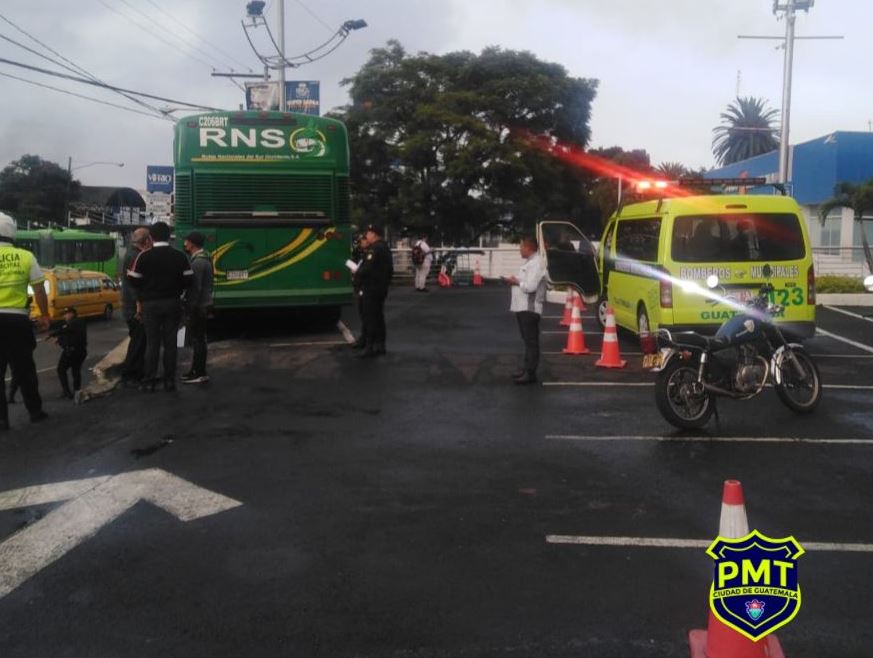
[728,288,755,303]
[226,270,249,281]
[642,353,663,369]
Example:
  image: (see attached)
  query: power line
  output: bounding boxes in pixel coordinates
[0,11,167,117]
[0,56,221,110]
[0,71,169,120]
[292,0,335,35]
[95,0,216,70]
[143,0,252,72]
[114,0,235,71]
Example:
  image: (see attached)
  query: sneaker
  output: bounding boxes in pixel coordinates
[182,375,210,384]
[180,371,196,382]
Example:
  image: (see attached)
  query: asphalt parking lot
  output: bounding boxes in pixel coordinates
[1,285,872,657]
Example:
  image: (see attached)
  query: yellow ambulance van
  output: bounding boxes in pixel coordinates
[539,191,816,342]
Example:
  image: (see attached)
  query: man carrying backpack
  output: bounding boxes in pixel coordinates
[411,233,432,292]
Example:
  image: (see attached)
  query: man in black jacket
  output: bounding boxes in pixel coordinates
[50,307,87,402]
[127,222,193,392]
[355,224,393,358]
[181,231,213,384]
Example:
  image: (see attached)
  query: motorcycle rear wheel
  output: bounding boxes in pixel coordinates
[775,348,822,413]
[655,359,714,430]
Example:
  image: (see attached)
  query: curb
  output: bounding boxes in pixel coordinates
[817,293,873,307]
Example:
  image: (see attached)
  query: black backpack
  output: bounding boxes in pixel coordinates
[411,244,425,265]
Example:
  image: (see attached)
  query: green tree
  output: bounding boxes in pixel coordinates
[333,41,598,243]
[0,155,79,225]
[819,179,873,275]
[583,146,653,226]
[712,97,780,166]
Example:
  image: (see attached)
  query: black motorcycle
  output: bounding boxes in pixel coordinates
[653,279,822,430]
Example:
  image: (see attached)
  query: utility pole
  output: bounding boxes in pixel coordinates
[739,1,842,186]
[776,0,799,186]
[65,156,72,227]
[277,0,286,112]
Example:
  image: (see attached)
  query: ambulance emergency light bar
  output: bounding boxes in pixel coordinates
[633,177,784,195]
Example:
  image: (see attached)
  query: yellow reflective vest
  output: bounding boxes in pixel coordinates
[0,242,44,314]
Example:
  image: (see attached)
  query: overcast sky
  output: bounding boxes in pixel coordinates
[0,0,869,190]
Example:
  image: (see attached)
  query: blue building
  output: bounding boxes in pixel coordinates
[707,131,873,276]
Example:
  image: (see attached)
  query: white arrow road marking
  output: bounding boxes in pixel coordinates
[0,469,242,599]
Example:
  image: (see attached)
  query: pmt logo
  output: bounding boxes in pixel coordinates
[707,530,805,641]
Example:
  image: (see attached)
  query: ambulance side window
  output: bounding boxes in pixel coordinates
[616,218,661,262]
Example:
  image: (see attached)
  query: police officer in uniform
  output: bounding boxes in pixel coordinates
[0,212,50,431]
[355,224,393,358]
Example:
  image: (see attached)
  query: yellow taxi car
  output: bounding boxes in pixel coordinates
[29,267,121,322]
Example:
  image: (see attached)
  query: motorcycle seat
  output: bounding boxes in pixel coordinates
[670,332,729,350]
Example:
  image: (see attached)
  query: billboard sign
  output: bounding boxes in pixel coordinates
[245,81,320,115]
[146,166,174,194]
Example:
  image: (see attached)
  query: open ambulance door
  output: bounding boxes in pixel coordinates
[536,221,601,304]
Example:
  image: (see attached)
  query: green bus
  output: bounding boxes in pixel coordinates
[173,111,353,315]
[14,228,118,278]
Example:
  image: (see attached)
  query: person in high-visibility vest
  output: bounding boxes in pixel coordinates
[0,212,50,431]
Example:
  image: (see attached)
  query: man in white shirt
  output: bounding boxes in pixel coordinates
[412,234,433,292]
[502,235,547,385]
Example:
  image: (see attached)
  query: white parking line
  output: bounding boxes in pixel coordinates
[3,366,55,383]
[822,305,873,324]
[546,535,873,552]
[816,328,873,354]
[268,341,346,348]
[543,381,873,390]
[546,434,873,445]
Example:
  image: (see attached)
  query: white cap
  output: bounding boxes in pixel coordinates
[0,212,16,241]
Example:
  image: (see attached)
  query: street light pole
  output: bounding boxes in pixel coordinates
[277,0,286,112]
[64,160,125,227]
[777,0,798,185]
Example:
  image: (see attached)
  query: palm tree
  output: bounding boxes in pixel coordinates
[655,162,689,180]
[712,97,780,166]
[819,179,873,276]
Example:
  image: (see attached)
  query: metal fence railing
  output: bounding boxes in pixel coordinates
[811,247,872,278]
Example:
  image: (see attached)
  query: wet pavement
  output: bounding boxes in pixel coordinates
[1,286,872,657]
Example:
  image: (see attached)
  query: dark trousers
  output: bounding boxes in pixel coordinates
[186,307,208,376]
[121,316,147,382]
[58,350,87,394]
[361,292,387,348]
[0,314,43,422]
[142,298,182,383]
[516,311,541,375]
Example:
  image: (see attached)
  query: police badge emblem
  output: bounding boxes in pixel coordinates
[707,530,805,641]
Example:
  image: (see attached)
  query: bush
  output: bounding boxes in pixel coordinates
[815,275,866,294]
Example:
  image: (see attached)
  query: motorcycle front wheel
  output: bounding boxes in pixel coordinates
[774,348,822,413]
[655,359,714,430]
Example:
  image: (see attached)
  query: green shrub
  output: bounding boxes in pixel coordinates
[815,275,865,294]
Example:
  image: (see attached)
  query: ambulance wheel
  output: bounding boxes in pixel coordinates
[597,293,609,330]
[637,304,654,353]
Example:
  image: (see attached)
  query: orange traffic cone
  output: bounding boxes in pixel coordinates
[595,306,626,368]
[688,481,786,658]
[560,290,574,327]
[472,260,484,287]
[562,294,590,355]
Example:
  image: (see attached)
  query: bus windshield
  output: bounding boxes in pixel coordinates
[671,213,806,263]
